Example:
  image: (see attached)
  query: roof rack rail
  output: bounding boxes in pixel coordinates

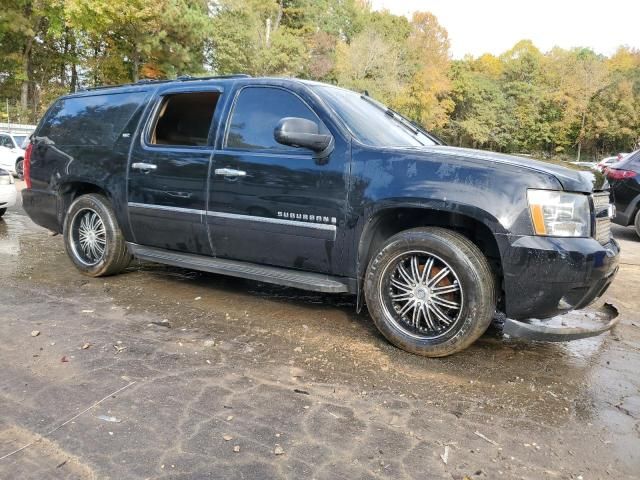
[82,79,173,91]
[136,79,171,84]
[175,74,251,81]
[81,74,251,92]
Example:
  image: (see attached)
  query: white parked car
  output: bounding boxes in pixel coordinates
[570,161,598,170]
[0,132,29,177]
[0,168,17,218]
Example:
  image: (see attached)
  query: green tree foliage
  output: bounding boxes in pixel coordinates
[333,11,412,104]
[0,0,638,158]
[65,0,212,83]
[399,12,453,130]
[446,43,640,158]
[445,59,510,149]
[0,0,66,121]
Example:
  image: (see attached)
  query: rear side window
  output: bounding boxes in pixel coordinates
[225,87,325,152]
[39,92,146,147]
[149,92,220,147]
[0,135,11,148]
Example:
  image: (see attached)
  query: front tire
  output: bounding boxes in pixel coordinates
[364,227,496,357]
[0,208,6,218]
[63,194,131,277]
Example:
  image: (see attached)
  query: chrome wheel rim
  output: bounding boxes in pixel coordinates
[379,250,464,340]
[70,208,106,266]
[16,160,23,178]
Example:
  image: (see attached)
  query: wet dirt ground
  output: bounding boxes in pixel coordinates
[1,183,639,479]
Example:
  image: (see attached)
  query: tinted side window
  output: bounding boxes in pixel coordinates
[225,87,325,152]
[39,92,146,147]
[0,136,11,148]
[149,92,220,147]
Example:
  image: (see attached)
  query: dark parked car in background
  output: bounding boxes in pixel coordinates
[21,75,620,356]
[607,149,640,238]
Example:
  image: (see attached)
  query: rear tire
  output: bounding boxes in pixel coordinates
[63,194,131,277]
[635,210,640,239]
[0,208,6,218]
[364,227,496,357]
[15,158,24,180]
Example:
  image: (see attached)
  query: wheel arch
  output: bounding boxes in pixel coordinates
[615,193,640,227]
[57,181,113,230]
[356,204,504,311]
[632,196,640,227]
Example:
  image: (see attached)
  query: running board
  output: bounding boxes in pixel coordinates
[126,243,352,294]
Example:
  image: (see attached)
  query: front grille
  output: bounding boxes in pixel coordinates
[593,192,611,244]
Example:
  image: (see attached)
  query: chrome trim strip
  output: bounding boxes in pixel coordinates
[215,149,311,160]
[206,210,337,231]
[214,167,247,177]
[128,203,337,232]
[128,202,205,215]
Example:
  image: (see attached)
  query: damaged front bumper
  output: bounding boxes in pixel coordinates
[498,235,620,320]
[503,303,619,342]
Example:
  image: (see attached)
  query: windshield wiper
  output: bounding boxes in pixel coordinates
[360,95,445,145]
[361,95,430,135]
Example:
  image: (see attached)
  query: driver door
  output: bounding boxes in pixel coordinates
[207,85,348,274]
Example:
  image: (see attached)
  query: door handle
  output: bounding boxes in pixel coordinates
[215,168,246,177]
[167,191,190,198]
[132,162,157,172]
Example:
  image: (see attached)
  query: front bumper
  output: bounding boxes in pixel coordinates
[0,185,17,209]
[503,303,619,341]
[498,234,620,320]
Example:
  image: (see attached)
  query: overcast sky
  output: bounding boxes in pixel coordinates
[371,0,639,58]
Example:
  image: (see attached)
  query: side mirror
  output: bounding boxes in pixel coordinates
[274,117,333,157]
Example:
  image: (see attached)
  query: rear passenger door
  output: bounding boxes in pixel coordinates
[127,87,222,255]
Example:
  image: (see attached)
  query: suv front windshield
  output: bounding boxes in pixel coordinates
[313,85,437,148]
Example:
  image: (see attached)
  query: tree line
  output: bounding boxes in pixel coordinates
[1,0,639,160]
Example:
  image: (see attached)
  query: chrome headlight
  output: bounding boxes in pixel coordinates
[0,175,13,186]
[527,189,591,237]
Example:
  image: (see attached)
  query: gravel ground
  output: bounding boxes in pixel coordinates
[1,182,639,479]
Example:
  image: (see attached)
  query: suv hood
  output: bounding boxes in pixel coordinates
[412,145,607,193]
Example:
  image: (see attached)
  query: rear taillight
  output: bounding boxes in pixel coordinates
[606,168,637,180]
[24,143,33,189]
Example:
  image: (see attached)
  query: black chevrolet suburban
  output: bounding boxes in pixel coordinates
[22,75,620,356]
